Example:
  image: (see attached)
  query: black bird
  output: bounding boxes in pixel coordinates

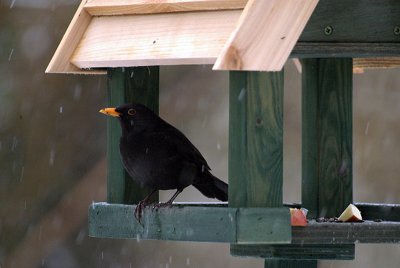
[100,103,228,220]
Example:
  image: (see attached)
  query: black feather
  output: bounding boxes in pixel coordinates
[112,103,228,202]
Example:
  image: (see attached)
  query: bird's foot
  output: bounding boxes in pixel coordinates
[152,201,173,211]
[134,200,148,224]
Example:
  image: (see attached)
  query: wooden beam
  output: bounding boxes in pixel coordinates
[46,0,105,74]
[89,203,400,245]
[302,58,353,219]
[228,71,288,266]
[228,71,284,207]
[356,203,400,221]
[85,0,247,16]
[353,57,400,71]
[292,43,400,58]
[300,0,400,43]
[232,244,354,260]
[89,203,291,244]
[214,0,319,71]
[47,0,400,74]
[292,220,400,244]
[71,10,241,68]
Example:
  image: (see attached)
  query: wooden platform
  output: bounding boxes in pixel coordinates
[89,202,400,245]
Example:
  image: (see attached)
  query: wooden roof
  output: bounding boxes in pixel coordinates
[46,0,319,74]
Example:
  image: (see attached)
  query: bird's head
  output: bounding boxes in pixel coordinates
[99,103,160,135]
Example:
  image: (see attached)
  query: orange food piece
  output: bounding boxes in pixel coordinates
[290,208,308,226]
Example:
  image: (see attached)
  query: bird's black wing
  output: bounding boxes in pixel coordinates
[158,125,211,171]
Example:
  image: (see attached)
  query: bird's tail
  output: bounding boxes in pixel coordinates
[193,172,228,201]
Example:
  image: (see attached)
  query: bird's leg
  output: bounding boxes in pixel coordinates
[135,189,157,223]
[153,189,182,210]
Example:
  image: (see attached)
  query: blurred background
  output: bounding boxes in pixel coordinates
[1,0,399,267]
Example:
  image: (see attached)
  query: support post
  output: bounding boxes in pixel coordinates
[229,71,284,208]
[301,58,354,264]
[106,67,159,204]
[302,58,353,218]
[229,71,288,266]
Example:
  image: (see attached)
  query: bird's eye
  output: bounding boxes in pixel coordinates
[127,108,136,116]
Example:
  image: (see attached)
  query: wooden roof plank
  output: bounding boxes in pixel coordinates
[84,0,247,16]
[353,57,400,70]
[70,10,241,68]
[213,0,319,71]
[46,0,105,75]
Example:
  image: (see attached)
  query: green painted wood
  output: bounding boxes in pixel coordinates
[88,203,290,243]
[292,220,400,244]
[237,208,291,244]
[232,244,354,260]
[229,71,284,208]
[106,69,126,204]
[291,43,400,58]
[302,58,353,219]
[288,202,400,221]
[299,0,400,43]
[106,67,159,204]
[290,0,400,57]
[357,203,400,221]
[265,260,317,268]
[228,71,290,266]
[89,202,400,245]
[301,58,353,263]
[89,203,236,242]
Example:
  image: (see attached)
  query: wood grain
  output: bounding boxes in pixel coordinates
[47,0,400,74]
[229,71,289,264]
[85,0,247,15]
[302,58,353,218]
[214,0,319,71]
[292,43,400,58]
[106,67,159,204]
[88,203,290,243]
[71,10,240,68]
[237,208,291,244]
[229,71,284,207]
[300,0,400,43]
[353,57,400,70]
[292,220,400,244]
[46,0,105,74]
[88,203,400,245]
[232,244,354,260]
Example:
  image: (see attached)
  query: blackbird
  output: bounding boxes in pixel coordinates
[100,103,228,220]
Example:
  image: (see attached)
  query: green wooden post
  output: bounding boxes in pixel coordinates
[301,58,353,265]
[106,67,159,204]
[302,58,353,218]
[229,71,290,266]
[229,71,283,208]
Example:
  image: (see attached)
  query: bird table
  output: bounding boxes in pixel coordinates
[46,0,400,267]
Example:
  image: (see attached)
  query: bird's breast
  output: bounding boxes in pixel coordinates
[119,135,189,190]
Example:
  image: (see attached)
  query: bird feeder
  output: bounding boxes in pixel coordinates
[47,0,400,267]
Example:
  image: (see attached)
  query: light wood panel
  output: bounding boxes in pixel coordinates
[71,10,241,68]
[85,0,247,15]
[353,57,400,72]
[214,0,319,71]
[46,0,105,74]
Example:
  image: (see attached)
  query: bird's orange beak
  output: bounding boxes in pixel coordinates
[99,107,120,117]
